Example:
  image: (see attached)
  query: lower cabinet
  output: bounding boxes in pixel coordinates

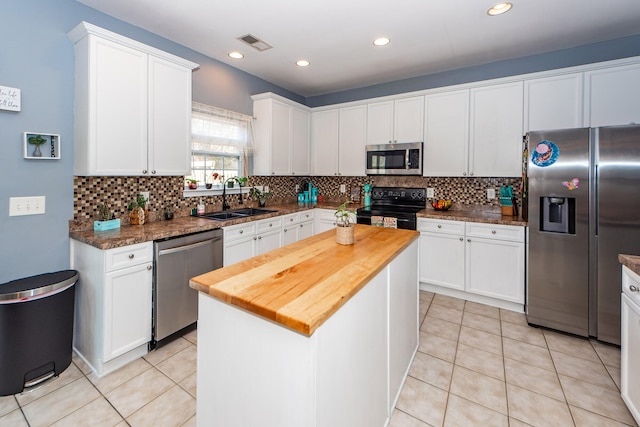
[71,240,153,377]
[621,266,640,425]
[418,218,525,310]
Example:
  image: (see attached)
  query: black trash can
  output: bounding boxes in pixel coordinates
[0,270,78,396]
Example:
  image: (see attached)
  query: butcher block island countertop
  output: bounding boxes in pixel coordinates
[190,224,419,336]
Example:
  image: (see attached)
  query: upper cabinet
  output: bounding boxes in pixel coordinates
[367,97,424,145]
[68,22,198,176]
[311,105,367,176]
[524,73,584,132]
[584,63,640,127]
[424,82,523,177]
[252,93,310,176]
[469,81,523,177]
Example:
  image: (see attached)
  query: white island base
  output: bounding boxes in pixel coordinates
[196,240,418,427]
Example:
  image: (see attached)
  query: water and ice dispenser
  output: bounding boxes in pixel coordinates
[540,197,575,234]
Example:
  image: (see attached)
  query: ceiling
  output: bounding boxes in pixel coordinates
[75,0,640,97]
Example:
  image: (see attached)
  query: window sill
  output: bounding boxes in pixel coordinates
[183,186,252,198]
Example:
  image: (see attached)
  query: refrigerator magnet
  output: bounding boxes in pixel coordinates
[531,140,559,167]
[562,178,580,190]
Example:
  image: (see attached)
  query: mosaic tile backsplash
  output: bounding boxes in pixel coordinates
[72,175,522,229]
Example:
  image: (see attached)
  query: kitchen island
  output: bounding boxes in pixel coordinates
[190,224,419,427]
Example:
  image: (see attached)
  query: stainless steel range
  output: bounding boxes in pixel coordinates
[356,187,426,230]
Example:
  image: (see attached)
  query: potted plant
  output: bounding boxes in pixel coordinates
[186,178,198,190]
[163,203,174,220]
[127,194,148,225]
[249,187,272,207]
[27,134,47,157]
[94,203,120,231]
[334,201,355,245]
[236,177,248,187]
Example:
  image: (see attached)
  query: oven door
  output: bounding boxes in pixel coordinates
[357,211,416,230]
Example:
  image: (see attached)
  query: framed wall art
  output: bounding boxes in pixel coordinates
[24,132,60,159]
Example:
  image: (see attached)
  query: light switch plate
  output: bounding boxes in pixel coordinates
[426,188,435,198]
[340,184,346,193]
[9,196,46,216]
[487,189,496,200]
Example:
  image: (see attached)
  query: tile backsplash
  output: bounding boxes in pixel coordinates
[72,175,522,229]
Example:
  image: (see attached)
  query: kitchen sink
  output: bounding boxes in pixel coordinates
[199,208,276,221]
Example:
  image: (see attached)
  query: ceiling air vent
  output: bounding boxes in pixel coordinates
[237,34,272,52]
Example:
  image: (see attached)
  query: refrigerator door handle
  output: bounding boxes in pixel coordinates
[593,164,598,236]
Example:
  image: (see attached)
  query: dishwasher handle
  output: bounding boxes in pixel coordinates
[157,237,221,256]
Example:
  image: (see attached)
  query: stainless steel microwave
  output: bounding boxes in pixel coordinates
[365,142,423,175]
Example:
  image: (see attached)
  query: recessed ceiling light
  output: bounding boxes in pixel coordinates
[296,59,310,67]
[373,37,390,46]
[487,2,512,16]
[228,51,244,59]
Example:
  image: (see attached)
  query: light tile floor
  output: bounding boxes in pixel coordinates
[0,292,636,427]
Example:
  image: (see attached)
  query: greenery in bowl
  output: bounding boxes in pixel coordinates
[334,201,354,227]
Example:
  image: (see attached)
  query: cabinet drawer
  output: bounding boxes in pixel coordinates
[316,208,337,221]
[418,218,464,235]
[257,217,283,232]
[465,222,524,242]
[281,213,300,225]
[223,222,256,242]
[105,242,153,272]
[299,210,315,221]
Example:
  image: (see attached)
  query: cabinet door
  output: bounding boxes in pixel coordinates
[585,63,640,127]
[366,101,394,145]
[256,229,282,255]
[224,236,255,266]
[282,225,299,246]
[298,221,315,241]
[465,237,524,303]
[271,101,291,175]
[291,107,310,175]
[311,110,339,175]
[148,55,192,175]
[524,73,584,132]
[338,105,367,176]
[621,293,640,424]
[470,81,523,177]
[419,232,465,290]
[424,90,469,176]
[89,36,148,175]
[394,96,424,143]
[103,262,152,361]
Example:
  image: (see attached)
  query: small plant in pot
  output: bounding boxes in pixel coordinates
[249,187,272,207]
[334,201,355,245]
[186,178,198,190]
[128,194,148,225]
[236,176,248,187]
[163,203,174,220]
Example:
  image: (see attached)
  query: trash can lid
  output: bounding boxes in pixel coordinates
[0,270,78,302]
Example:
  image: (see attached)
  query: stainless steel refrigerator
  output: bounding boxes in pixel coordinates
[527,125,640,345]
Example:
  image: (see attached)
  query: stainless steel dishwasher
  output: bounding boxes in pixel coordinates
[152,229,222,347]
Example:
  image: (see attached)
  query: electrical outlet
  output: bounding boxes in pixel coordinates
[9,196,46,216]
[140,192,150,203]
[426,188,435,198]
[487,189,496,200]
[340,184,346,193]
[295,184,300,193]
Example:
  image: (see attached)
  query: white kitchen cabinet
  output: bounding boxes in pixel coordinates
[255,217,283,255]
[465,223,525,304]
[418,219,465,290]
[223,217,283,265]
[418,218,525,310]
[424,90,469,177]
[622,266,640,425]
[585,63,640,127]
[68,22,197,176]
[282,211,315,245]
[71,240,153,377]
[311,105,367,176]
[315,208,338,234]
[469,81,524,177]
[298,218,315,240]
[524,73,584,132]
[311,109,339,176]
[252,93,310,175]
[367,96,424,145]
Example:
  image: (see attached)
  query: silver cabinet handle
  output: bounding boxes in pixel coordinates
[269,223,273,227]
[147,265,152,270]
[459,237,463,241]
[492,230,497,234]
[300,224,304,228]
[253,237,257,240]
[437,225,442,228]
[284,229,288,232]
[258,236,262,240]
[463,172,467,176]
[469,172,474,176]
[142,170,148,174]
[467,238,471,242]
[151,170,156,174]
[129,254,135,259]
[630,285,639,292]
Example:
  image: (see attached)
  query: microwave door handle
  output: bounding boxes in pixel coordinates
[405,150,409,170]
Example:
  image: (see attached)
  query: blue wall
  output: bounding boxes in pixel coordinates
[0,0,299,283]
[1,0,639,283]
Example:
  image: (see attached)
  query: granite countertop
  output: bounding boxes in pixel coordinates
[190,224,419,335]
[619,254,640,276]
[69,201,527,250]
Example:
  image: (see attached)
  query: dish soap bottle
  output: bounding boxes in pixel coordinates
[197,198,205,215]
